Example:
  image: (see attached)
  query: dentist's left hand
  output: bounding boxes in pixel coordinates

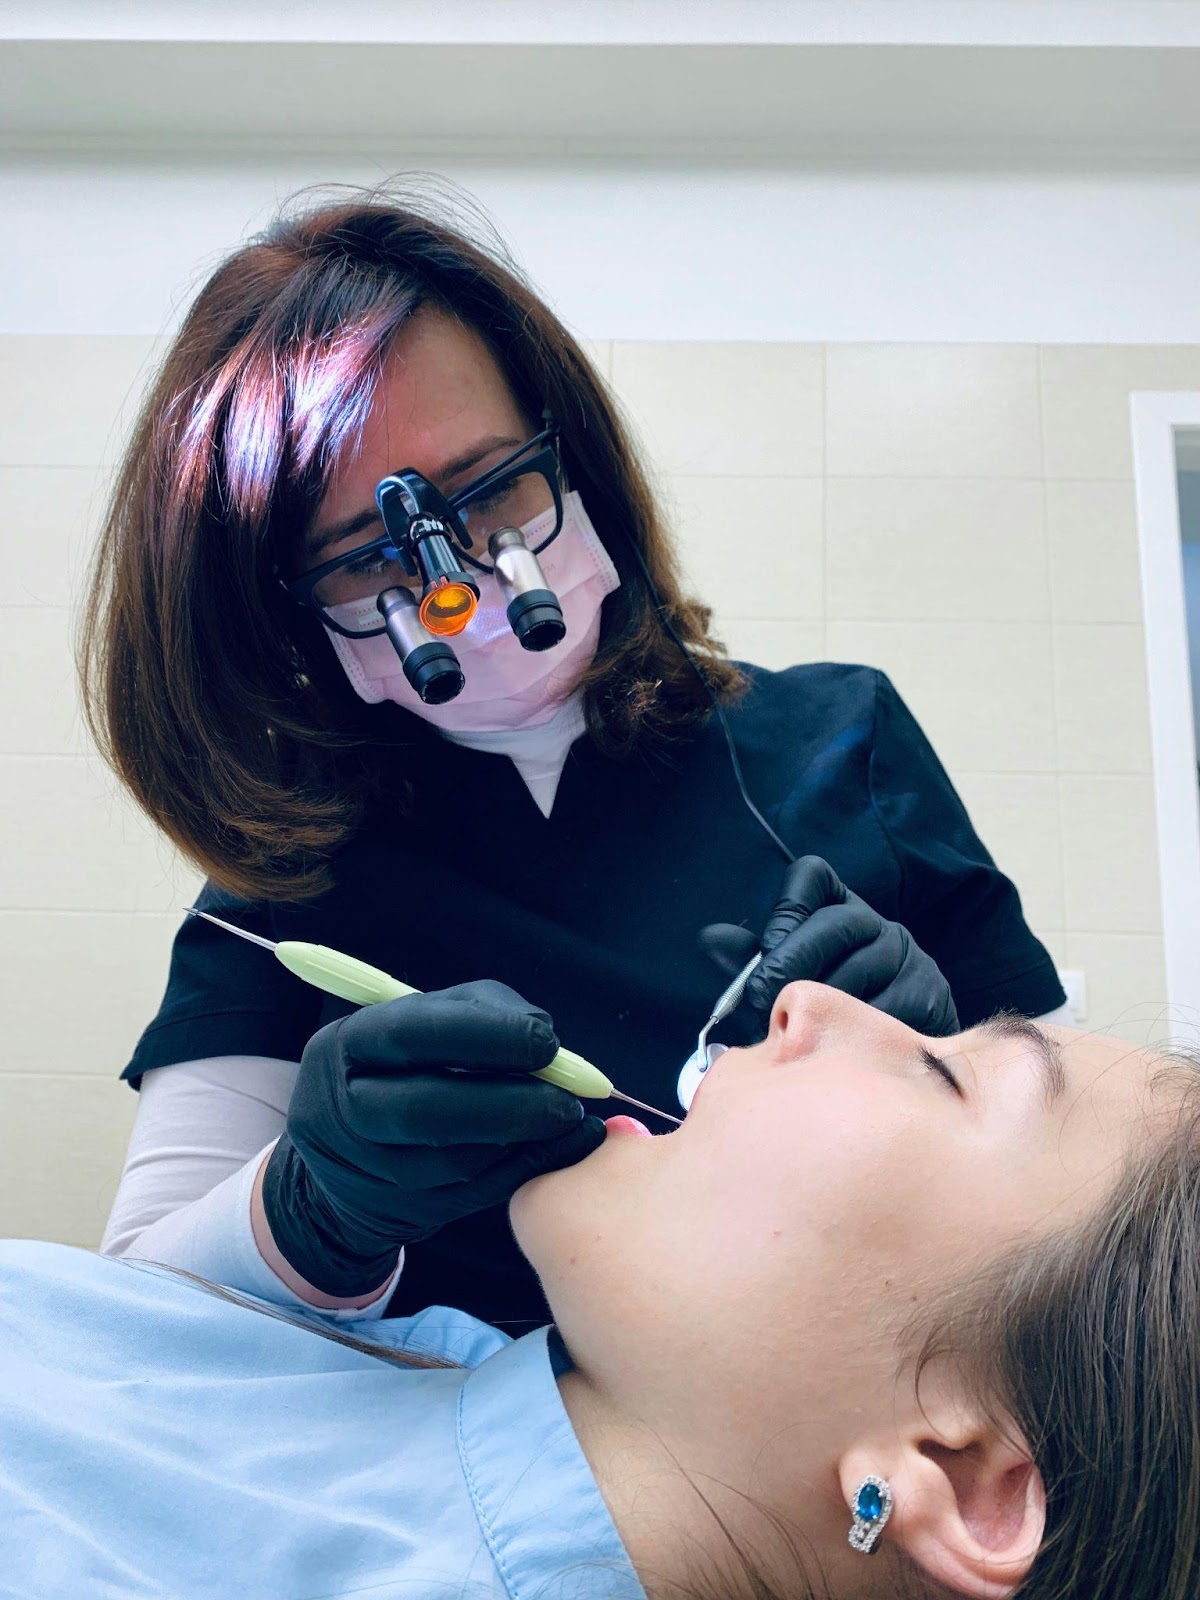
[260,980,606,1297]
[699,855,959,1038]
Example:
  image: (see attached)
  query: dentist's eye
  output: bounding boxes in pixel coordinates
[920,1046,962,1097]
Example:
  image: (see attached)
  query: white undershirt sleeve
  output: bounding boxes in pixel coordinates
[102,1055,297,1254]
[102,1058,400,1320]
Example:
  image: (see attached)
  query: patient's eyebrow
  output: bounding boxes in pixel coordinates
[975,1015,1067,1108]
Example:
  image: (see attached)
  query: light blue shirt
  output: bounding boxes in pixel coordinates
[0,1241,645,1600]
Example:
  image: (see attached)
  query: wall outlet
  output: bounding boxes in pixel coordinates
[1059,968,1087,1024]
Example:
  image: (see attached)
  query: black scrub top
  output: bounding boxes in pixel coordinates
[124,664,1064,1328]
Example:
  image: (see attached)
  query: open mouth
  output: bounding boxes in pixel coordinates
[603,1115,653,1139]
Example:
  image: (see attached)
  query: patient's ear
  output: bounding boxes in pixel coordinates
[839,1387,1045,1600]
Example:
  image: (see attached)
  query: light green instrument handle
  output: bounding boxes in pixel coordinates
[274,941,615,1101]
[536,1045,613,1100]
[276,942,415,1005]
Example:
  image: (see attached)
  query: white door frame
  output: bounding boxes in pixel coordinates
[1130,392,1200,1020]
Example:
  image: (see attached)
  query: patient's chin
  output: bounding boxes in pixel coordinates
[509,1121,618,1262]
[509,1155,577,1253]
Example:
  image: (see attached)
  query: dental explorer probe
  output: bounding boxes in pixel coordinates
[677,950,763,1105]
[187,908,682,1126]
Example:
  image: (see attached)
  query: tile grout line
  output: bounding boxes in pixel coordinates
[0,907,185,917]
[0,1072,142,1084]
[1036,344,1072,961]
[596,472,1138,485]
[818,343,828,660]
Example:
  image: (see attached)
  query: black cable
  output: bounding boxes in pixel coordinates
[622,534,796,867]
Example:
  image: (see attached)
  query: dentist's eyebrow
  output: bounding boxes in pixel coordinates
[975,1014,1067,1108]
[306,507,381,559]
[306,434,523,558]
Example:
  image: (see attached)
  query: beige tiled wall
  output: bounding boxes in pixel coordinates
[1,336,1192,1246]
[609,339,1193,1060]
[0,335,204,1245]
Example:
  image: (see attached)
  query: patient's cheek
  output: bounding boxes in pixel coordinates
[699,1084,937,1261]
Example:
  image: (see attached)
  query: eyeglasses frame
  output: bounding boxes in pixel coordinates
[282,428,564,639]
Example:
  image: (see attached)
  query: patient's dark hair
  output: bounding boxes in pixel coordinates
[80,184,741,902]
[916,1064,1200,1600]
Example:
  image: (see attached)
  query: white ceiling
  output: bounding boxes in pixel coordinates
[2,38,1200,159]
[6,2,1200,49]
[2,3,1200,160]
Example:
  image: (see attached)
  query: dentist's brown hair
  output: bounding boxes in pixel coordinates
[80,187,741,902]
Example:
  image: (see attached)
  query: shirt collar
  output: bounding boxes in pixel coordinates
[457,1324,646,1600]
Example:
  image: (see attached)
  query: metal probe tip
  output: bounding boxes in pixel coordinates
[185,907,278,951]
[607,1088,683,1127]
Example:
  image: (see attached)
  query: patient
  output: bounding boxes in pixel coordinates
[1,980,1196,1600]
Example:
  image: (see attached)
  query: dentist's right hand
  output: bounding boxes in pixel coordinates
[259,980,606,1297]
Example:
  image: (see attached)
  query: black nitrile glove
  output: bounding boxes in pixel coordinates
[699,855,959,1039]
[261,980,606,1296]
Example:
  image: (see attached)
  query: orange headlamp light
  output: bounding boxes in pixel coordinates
[418,577,478,637]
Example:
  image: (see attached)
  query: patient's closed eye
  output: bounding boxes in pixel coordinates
[920,1047,962,1097]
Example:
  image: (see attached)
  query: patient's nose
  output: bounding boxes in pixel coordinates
[767,979,912,1060]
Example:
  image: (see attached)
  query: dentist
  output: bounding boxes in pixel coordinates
[89,193,1067,1326]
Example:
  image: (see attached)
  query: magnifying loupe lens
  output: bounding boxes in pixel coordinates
[377,588,465,704]
[408,649,465,703]
[488,527,566,651]
[509,592,566,652]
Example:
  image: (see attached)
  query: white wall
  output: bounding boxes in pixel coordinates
[7,152,1200,343]
[1184,541,1200,752]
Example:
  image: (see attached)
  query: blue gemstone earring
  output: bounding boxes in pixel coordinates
[848,1475,893,1555]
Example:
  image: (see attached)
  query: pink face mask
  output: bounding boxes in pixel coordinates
[325,492,621,733]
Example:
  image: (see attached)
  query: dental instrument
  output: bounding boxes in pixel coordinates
[188,908,681,1126]
[676,950,762,1111]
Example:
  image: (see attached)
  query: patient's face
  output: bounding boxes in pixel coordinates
[512,982,1180,1445]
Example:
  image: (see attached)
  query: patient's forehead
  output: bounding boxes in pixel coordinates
[1053,1025,1164,1070]
[1051,1025,1188,1116]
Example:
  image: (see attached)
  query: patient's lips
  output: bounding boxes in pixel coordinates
[604,1115,652,1139]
